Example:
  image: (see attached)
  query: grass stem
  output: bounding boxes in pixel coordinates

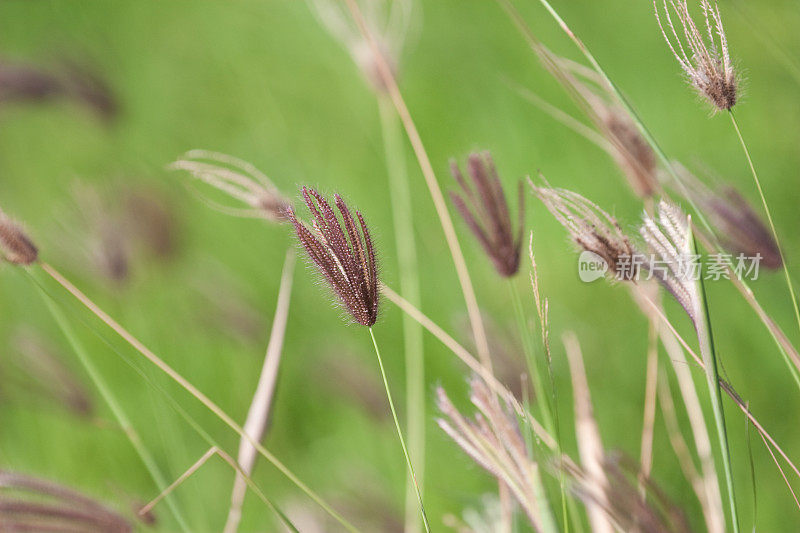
[694,234,739,533]
[378,93,426,533]
[728,110,800,339]
[368,327,431,533]
[507,280,555,434]
[34,279,191,533]
[224,249,295,533]
[507,279,565,530]
[344,0,493,374]
[38,261,359,533]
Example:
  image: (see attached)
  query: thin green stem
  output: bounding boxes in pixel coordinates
[37,262,359,533]
[33,277,191,533]
[25,268,297,531]
[378,94,426,533]
[508,280,554,434]
[368,327,431,533]
[729,110,800,337]
[344,0,493,374]
[507,279,567,533]
[695,236,740,533]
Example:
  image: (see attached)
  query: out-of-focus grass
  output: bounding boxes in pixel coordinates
[0,0,799,530]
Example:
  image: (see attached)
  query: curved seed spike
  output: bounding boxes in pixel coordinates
[289,187,379,326]
[450,152,524,277]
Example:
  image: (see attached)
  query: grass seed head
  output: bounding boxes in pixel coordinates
[287,186,379,327]
[564,453,692,533]
[673,163,781,269]
[532,183,639,281]
[450,152,524,277]
[309,0,413,93]
[436,378,548,531]
[171,150,291,222]
[543,52,659,197]
[639,200,701,325]
[0,470,132,533]
[0,209,38,265]
[654,0,737,111]
[706,186,781,269]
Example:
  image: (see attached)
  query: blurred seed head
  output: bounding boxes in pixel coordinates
[450,152,524,277]
[532,183,639,281]
[673,163,781,269]
[0,470,132,533]
[563,453,692,533]
[0,59,117,119]
[437,378,549,531]
[654,0,737,111]
[9,328,93,417]
[171,150,291,222]
[538,51,659,197]
[62,183,132,284]
[55,182,180,285]
[308,0,414,92]
[0,208,38,265]
[123,188,179,260]
[287,186,379,327]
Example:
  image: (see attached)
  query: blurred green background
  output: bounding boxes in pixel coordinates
[1,0,799,530]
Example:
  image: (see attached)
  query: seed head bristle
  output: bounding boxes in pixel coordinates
[532,183,639,281]
[170,150,291,222]
[287,186,379,327]
[0,209,38,265]
[450,152,524,277]
[654,0,737,111]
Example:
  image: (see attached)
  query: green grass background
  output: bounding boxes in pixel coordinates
[1,0,799,530]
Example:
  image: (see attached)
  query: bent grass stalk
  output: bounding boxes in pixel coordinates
[224,249,295,533]
[728,110,800,337]
[378,94,426,533]
[368,327,431,533]
[139,446,299,533]
[37,261,359,533]
[26,268,298,531]
[34,280,191,533]
[343,0,493,373]
[381,282,555,449]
